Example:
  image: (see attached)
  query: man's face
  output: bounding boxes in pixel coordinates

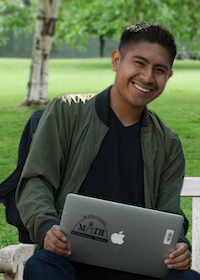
[111,41,173,112]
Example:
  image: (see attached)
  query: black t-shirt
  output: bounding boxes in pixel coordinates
[78,107,144,207]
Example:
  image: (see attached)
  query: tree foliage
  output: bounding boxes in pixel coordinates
[55,0,200,54]
[0,0,200,52]
[0,0,36,45]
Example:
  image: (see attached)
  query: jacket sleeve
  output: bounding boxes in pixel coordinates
[155,133,191,250]
[16,98,69,246]
[143,111,191,250]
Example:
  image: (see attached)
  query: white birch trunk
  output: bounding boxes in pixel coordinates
[23,0,60,105]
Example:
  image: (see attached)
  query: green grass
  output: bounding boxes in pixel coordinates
[148,60,200,176]
[0,58,200,251]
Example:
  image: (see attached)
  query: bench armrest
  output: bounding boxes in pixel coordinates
[0,243,35,280]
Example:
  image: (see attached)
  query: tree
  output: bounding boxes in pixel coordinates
[56,0,200,59]
[23,0,60,105]
[56,0,134,58]
[162,0,200,51]
[0,0,60,105]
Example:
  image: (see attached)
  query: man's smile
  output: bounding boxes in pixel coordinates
[133,82,152,93]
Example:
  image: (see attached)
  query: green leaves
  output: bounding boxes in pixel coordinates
[0,0,199,51]
[0,0,37,45]
[55,0,200,53]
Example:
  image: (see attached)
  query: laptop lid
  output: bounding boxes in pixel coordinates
[60,194,184,278]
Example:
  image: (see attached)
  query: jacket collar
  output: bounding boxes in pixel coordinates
[95,86,150,127]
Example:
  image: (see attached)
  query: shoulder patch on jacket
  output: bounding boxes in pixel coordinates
[58,94,96,105]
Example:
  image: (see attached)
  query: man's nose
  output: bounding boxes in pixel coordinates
[140,68,155,83]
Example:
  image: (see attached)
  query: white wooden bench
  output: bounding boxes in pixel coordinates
[0,177,200,280]
[180,177,200,273]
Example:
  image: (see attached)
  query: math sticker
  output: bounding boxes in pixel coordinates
[71,215,108,243]
[163,229,174,245]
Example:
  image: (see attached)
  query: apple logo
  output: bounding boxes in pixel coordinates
[111,231,125,245]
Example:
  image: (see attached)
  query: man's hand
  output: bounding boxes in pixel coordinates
[164,243,191,270]
[43,225,72,257]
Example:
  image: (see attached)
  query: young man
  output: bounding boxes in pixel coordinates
[16,23,200,279]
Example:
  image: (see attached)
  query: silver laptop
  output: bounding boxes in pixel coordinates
[60,194,184,278]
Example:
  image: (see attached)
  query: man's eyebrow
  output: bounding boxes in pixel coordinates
[132,55,170,71]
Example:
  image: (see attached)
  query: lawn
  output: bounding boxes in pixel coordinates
[0,58,200,252]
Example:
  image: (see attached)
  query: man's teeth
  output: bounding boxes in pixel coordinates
[134,83,151,93]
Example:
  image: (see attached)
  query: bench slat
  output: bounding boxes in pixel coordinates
[181,177,200,196]
[192,197,200,272]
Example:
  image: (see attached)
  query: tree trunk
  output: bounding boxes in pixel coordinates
[99,35,105,58]
[23,0,60,106]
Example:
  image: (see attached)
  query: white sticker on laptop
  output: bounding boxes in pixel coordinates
[163,229,174,245]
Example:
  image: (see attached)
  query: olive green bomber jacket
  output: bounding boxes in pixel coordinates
[16,86,190,249]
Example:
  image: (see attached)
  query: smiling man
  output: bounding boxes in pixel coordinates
[110,41,173,126]
[16,23,200,280]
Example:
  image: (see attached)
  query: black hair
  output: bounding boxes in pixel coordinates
[119,22,177,67]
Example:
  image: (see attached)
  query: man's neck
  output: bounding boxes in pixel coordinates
[110,92,144,127]
[111,107,142,127]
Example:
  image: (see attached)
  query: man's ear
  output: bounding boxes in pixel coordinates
[168,70,173,78]
[112,50,121,71]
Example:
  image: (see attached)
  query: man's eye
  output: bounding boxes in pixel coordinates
[156,68,165,73]
[135,61,144,66]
